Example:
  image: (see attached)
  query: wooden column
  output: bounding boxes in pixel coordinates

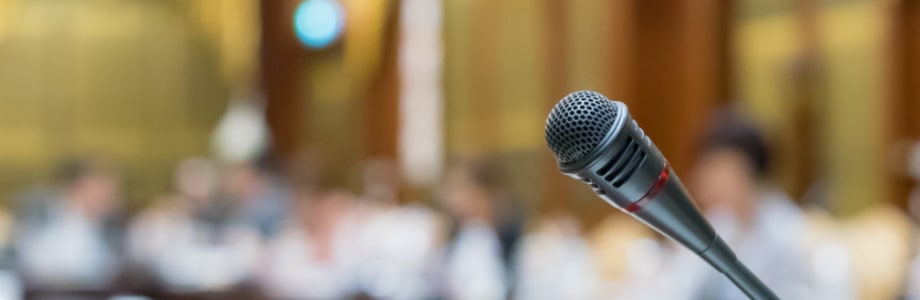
[363,0,401,159]
[716,0,735,105]
[787,0,821,202]
[539,0,728,222]
[888,0,920,210]
[627,0,720,176]
[468,0,501,154]
[539,0,576,216]
[260,0,306,162]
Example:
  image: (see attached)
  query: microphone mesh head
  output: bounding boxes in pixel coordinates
[545,91,619,164]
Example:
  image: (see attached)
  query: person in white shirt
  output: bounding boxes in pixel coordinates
[222,160,291,239]
[16,158,122,291]
[437,159,521,300]
[127,158,261,293]
[351,160,445,299]
[260,188,363,299]
[904,142,920,299]
[681,109,812,300]
[513,213,602,300]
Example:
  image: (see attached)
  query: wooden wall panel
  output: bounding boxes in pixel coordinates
[888,0,920,210]
[260,0,305,162]
[442,0,727,225]
[0,1,237,207]
[362,0,401,160]
[627,0,721,178]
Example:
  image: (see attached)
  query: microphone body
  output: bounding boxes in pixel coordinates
[545,91,778,300]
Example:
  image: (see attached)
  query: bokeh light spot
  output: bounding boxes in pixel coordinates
[294,0,345,49]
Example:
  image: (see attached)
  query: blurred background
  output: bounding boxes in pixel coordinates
[0,0,916,299]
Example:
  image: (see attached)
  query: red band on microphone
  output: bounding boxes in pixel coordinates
[625,163,670,213]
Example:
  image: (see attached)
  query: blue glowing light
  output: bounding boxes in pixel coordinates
[294,0,345,49]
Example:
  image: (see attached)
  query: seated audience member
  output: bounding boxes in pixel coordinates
[902,142,920,299]
[259,158,363,299]
[223,158,291,239]
[15,157,123,291]
[681,109,812,299]
[351,160,444,299]
[513,211,602,300]
[587,214,660,299]
[126,158,261,293]
[436,158,521,300]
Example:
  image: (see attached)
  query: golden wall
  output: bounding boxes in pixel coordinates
[736,0,890,214]
[0,0,258,207]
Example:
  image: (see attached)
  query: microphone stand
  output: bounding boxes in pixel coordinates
[699,236,780,300]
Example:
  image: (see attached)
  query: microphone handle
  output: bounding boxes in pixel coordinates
[699,236,780,300]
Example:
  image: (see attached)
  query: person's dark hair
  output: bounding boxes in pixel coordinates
[699,107,771,178]
[446,157,523,274]
[53,156,115,186]
[457,157,508,195]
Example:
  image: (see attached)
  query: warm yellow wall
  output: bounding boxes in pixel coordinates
[443,0,629,155]
[0,0,257,207]
[442,0,632,218]
[736,0,888,215]
[442,0,547,208]
[819,1,887,215]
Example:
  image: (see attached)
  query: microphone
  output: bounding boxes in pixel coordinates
[544,90,779,300]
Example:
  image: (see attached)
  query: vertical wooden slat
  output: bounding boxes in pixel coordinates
[260,0,305,162]
[468,0,501,154]
[788,0,820,202]
[363,0,400,159]
[628,0,718,177]
[716,0,735,105]
[538,0,575,217]
[888,0,920,210]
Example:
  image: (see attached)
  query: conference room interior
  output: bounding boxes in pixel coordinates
[0,0,918,299]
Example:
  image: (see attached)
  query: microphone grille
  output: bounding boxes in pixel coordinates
[545,91,619,164]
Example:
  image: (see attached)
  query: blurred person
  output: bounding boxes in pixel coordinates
[0,187,22,299]
[904,141,920,299]
[798,181,858,300]
[210,90,289,239]
[259,156,364,299]
[351,160,445,299]
[610,109,814,300]
[586,214,660,299]
[126,158,261,293]
[223,158,291,239]
[15,157,123,291]
[260,190,363,299]
[512,211,602,300]
[436,158,522,300]
[677,108,812,299]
